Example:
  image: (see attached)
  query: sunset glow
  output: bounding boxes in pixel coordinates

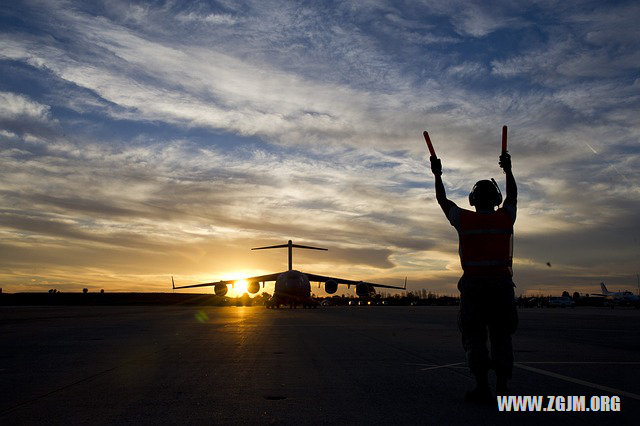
[1,1,639,297]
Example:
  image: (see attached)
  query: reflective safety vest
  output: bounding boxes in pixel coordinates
[458,208,513,277]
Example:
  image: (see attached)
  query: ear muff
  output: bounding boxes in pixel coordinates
[491,178,503,206]
[469,179,502,207]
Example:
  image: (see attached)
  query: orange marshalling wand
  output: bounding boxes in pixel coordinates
[502,125,508,154]
[423,131,436,157]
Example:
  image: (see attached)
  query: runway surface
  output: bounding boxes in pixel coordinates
[1,306,639,425]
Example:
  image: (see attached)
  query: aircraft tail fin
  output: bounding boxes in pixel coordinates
[600,282,609,294]
[252,243,289,250]
[404,277,407,290]
[291,244,328,251]
[172,276,175,290]
[252,241,328,251]
[251,240,328,271]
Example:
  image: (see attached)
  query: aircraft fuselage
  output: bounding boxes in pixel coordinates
[267,270,316,308]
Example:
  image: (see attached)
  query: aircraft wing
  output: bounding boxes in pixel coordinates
[304,273,406,290]
[172,272,284,289]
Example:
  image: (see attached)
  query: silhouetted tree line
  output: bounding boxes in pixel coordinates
[316,292,460,306]
[0,289,612,308]
[0,290,459,307]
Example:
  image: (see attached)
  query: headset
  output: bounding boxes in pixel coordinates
[469,178,502,207]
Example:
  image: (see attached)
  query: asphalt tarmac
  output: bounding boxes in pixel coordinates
[1,306,639,425]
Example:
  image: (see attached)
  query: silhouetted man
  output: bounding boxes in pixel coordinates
[430,151,517,402]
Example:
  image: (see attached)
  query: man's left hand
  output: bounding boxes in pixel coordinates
[499,153,512,172]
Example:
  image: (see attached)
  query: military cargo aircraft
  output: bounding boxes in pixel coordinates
[595,282,640,307]
[172,240,406,308]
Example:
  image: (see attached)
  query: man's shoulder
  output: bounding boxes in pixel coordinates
[500,203,517,223]
[447,204,463,228]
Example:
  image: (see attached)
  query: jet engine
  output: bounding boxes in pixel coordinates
[214,283,228,297]
[247,281,260,294]
[356,282,375,298]
[324,279,338,294]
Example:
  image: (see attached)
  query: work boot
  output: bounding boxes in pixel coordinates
[465,374,493,404]
[465,385,494,404]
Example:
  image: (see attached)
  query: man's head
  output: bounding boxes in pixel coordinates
[469,179,502,210]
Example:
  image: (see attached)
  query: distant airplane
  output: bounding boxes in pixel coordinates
[595,282,640,307]
[171,240,406,308]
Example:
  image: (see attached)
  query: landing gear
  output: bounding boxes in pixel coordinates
[302,300,319,309]
[266,299,281,309]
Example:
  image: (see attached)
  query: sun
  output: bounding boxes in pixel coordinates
[233,279,248,296]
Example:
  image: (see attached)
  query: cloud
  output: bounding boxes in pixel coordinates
[416,0,526,37]
[0,91,50,120]
[447,62,487,77]
[491,37,640,84]
[176,12,237,25]
[491,2,640,86]
[1,26,403,146]
[0,91,55,137]
[450,5,514,37]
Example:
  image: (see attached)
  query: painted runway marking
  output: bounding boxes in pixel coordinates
[519,361,640,365]
[515,363,640,401]
[413,361,640,369]
[419,362,465,371]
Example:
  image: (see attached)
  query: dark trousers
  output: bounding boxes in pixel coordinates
[458,275,518,379]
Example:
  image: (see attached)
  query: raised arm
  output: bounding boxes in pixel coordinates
[499,153,517,205]
[430,156,455,216]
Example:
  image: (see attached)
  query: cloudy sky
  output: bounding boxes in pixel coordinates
[1,0,639,296]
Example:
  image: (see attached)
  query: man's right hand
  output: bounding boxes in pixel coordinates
[430,156,442,176]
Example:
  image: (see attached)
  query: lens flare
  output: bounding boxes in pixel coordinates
[195,310,209,323]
